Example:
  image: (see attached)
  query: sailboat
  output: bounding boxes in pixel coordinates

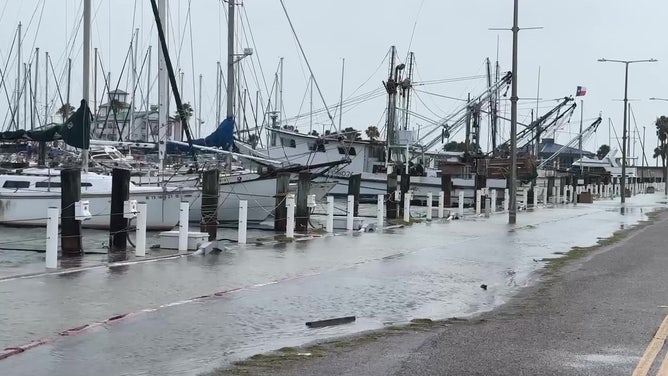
[0,0,200,230]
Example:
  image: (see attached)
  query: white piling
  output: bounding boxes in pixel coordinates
[403,192,411,223]
[347,194,355,230]
[326,196,334,233]
[46,207,58,269]
[286,194,295,238]
[475,190,482,215]
[556,186,561,204]
[458,191,465,216]
[485,198,491,218]
[491,189,498,213]
[238,200,247,244]
[376,194,384,229]
[135,202,147,257]
[503,189,509,211]
[438,191,444,219]
[178,201,189,252]
[523,189,529,209]
[426,192,433,220]
[542,186,548,207]
[531,188,537,208]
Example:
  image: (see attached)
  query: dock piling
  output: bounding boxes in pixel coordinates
[458,191,464,216]
[347,195,354,231]
[348,173,361,216]
[109,168,130,261]
[491,189,498,212]
[274,172,291,232]
[200,169,219,241]
[178,202,189,252]
[475,190,482,215]
[238,200,247,244]
[386,173,398,220]
[286,194,295,238]
[438,191,444,218]
[295,171,311,232]
[135,202,147,257]
[403,191,411,223]
[326,196,334,233]
[46,207,58,268]
[61,168,82,256]
[503,189,509,211]
[377,194,384,228]
[426,192,433,220]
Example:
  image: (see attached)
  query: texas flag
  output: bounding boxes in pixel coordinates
[576,86,587,97]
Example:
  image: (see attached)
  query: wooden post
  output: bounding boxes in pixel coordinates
[475,174,486,211]
[60,168,82,256]
[386,172,398,219]
[441,174,452,207]
[547,176,555,201]
[295,171,310,232]
[399,172,410,217]
[274,172,291,231]
[38,141,46,167]
[109,168,130,261]
[200,169,219,241]
[348,173,361,216]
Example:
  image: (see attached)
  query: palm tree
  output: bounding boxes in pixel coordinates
[57,103,76,122]
[365,126,380,142]
[174,102,193,121]
[653,116,668,194]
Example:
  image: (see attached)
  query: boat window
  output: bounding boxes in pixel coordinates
[81,182,92,187]
[337,146,356,156]
[280,137,296,148]
[36,182,62,188]
[308,142,326,152]
[3,180,30,189]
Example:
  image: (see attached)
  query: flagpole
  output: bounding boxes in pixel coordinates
[579,98,583,180]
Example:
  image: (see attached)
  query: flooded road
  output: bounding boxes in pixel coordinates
[0,195,663,375]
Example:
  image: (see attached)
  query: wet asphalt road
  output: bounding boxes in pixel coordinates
[0,196,664,375]
[252,210,668,376]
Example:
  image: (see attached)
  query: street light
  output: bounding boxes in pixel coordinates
[598,58,657,204]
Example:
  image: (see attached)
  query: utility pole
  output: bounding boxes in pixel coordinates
[508,0,519,224]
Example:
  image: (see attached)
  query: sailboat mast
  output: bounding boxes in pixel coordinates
[226,0,235,120]
[157,0,169,170]
[82,0,91,173]
[146,45,152,141]
[17,22,21,130]
[338,58,345,133]
[32,47,38,130]
[385,46,397,167]
[131,29,138,141]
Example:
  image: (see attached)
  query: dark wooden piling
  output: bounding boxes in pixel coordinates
[60,168,82,256]
[348,173,362,216]
[274,172,291,231]
[295,171,311,232]
[547,176,555,201]
[475,174,487,210]
[399,172,411,217]
[386,172,398,219]
[441,174,452,207]
[37,141,46,167]
[109,168,130,261]
[200,169,219,241]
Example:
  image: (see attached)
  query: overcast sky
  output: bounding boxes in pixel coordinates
[1,0,667,163]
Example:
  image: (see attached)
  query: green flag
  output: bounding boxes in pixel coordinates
[60,99,92,149]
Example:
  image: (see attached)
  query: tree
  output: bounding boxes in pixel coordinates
[654,116,668,193]
[174,102,193,121]
[365,126,380,141]
[596,144,610,159]
[57,103,76,122]
[443,141,467,152]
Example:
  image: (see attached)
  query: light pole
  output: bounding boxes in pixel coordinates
[598,58,657,204]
